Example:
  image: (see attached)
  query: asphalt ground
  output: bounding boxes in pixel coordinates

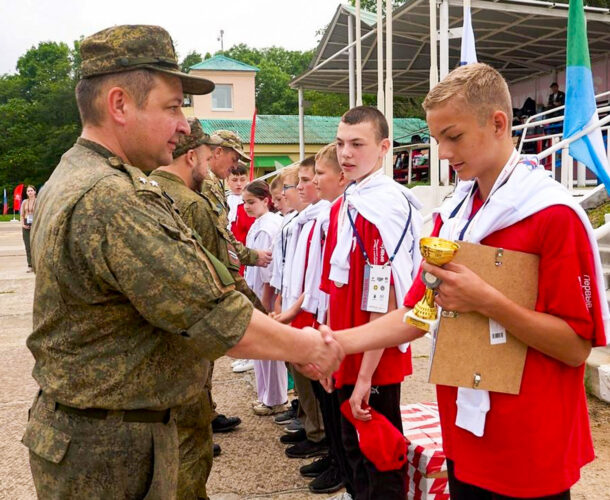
[0,221,608,499]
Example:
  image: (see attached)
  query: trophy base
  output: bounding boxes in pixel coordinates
[404,309,439,333]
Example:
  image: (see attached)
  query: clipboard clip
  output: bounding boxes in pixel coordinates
[473,372,482,388]
[495,248,504,267]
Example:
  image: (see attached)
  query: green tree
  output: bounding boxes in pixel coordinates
[0,41,81,204]
[181,50,203,73]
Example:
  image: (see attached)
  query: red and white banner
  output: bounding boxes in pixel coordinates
[249,108,257,181]
[13,184,24,212]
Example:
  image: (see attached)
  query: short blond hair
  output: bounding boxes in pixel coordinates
[315,143,341,173]
[270,174,283,191]
[423,63,512,127]
[282,165,299,186]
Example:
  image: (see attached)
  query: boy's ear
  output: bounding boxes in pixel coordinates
[380,137,391,157]
[492,110,510,137]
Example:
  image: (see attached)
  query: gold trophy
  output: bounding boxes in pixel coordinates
[404,237,459,332]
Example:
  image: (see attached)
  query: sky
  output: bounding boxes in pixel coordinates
[0,0,341,75]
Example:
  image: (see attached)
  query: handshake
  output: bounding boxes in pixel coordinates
[291,324,345,382]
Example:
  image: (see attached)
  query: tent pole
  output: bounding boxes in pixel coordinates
[348,15,356,108]
[384,0,394,177]
[429,0,440,189]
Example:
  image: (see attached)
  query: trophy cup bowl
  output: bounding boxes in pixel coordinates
[405,237,460,332]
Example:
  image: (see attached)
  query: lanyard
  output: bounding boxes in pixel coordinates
[343,188,413,266]
[449,150,520,242]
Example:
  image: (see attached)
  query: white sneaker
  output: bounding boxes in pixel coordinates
[232,359,254,373]
[329,493,352,500]
[231,359,245,368]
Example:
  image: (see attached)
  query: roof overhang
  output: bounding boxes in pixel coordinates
[291,0,610,96]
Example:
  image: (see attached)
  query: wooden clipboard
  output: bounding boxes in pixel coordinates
[428,241,539,395]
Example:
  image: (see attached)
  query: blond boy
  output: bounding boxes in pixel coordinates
[330,64,607,499]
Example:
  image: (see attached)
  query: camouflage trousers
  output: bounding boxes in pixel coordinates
[23,391,179,500]
[175,391,214,500]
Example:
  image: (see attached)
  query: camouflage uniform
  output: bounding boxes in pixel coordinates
[201,129,258,268]
[22,26,251,500]
[148,122,264,499]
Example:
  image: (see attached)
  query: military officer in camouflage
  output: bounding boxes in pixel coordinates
[201,130,272,269]
[150,119,266,499]
[23,24,343,500]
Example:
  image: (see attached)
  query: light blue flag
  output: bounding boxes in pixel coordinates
[460,5,477,66]
[564,0,610,192]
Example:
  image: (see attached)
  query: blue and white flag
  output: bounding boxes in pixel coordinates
[460,4,477,66]
[564,0,610,192]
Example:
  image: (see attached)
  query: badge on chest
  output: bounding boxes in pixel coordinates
[361,264,391,313]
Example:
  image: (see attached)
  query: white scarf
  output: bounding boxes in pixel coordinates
[226,193,242,226]
[284,200,331,308]
[329,169,423,310]
[269,211,297,294]
[302,204,332,324]
[437,150,609,437]
[245,212,282,296]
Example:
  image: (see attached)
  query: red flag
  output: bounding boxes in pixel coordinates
[13,184,24,212]
[249,108,257,181]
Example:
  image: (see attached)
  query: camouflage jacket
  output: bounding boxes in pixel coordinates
[201,176,258,267]
[28,138,253,410]
[149,170,265,312]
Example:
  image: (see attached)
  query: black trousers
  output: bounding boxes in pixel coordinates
[311,380,355,497]
[447,459,571,500]
[22,227,32,267]
[337,383,406,500]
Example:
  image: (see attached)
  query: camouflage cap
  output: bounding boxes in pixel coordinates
[80,25,214,95]
[210,130,251,162]
[173,118,223,159]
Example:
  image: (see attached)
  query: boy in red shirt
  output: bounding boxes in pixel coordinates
[321,107,423,499]
[329,64,608,499]
[226,163,256,265]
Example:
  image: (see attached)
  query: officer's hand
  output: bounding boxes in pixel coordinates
[255,249,272,267]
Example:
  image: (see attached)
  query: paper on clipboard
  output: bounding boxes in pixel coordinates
[428,241,539,395]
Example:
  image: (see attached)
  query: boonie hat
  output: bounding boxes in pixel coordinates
[173,118,223,159]
[340,400,407,472]
[80,25,214,95]
[209,130,251,162]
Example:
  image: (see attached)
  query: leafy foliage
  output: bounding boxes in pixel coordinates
[0,41,81,207]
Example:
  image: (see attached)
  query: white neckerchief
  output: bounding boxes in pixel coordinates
[436,150,609,437]
[329,169,423,308]
[270,210,297,294]
[284,200,331,307]
[226,193,242,226]
[302,203,332,324]
[245,212,282,297]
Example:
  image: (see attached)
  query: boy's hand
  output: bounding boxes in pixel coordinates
[422,261,495,314]
[320,376,334,393]
[294,327,344,380]
[350,377,372,421]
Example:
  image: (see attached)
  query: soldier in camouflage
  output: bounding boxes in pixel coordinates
[201,130,272,269]
[23,24,343,500]
[149,119,266,498]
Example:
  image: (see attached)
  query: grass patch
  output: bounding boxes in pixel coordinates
[0,214,20,222]
[586,201,610,229]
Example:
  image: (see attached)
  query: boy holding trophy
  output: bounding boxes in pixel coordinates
[330,63,608,498]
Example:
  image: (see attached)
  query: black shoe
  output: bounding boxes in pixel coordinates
[300,455,331,478]
[274,407,296,425]
[212,414,241,433]
[280,428,306,444]
[285,438,329,459]
[213,443,221,457]
[308,465,344,494]
[291,398,299,410]
[283,418,304,434]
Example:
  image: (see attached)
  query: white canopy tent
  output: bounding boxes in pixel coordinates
[290,0,610,196]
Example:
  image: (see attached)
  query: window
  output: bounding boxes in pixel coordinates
[212,84,233,110]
